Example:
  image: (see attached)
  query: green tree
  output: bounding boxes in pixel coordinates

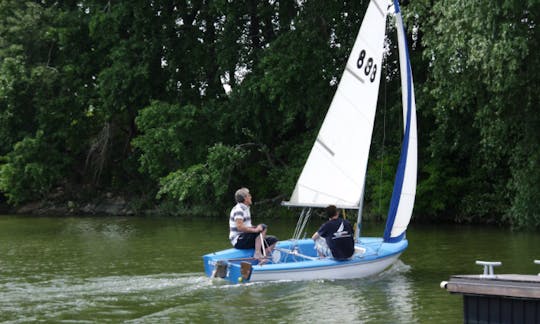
[411,0,540,227]
[0,131,67,204]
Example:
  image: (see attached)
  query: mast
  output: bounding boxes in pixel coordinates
[354,178,367,242]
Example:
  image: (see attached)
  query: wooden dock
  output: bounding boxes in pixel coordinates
[442,261,540,323]
[446,274,540,299]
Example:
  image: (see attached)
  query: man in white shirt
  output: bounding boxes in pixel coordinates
[229,187,277,261]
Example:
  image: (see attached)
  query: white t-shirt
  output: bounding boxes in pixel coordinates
[229,203,252,246]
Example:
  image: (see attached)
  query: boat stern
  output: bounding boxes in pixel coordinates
[202,248,256,283]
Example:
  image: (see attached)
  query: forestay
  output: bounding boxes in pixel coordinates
[286,0,391,209]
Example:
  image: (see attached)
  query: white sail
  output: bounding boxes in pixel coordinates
[383,1,417,242]
[287,0,392,208]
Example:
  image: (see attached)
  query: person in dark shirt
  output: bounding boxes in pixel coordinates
[312,205,355,260]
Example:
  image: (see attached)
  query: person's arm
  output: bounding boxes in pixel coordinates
[313,222,328,240]
[235,218,263,233]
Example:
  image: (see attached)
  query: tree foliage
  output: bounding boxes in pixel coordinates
[409,0,540,227]
[0,1,539,228]
[0,131,67,204]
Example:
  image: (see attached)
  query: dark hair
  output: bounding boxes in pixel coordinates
[325,205,338,218]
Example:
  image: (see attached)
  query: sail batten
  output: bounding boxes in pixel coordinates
[372,0,386,17]
[344,66,366,84]
[315,138,335,156]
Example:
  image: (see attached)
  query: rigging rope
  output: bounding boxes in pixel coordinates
[292,208,305,240]
[292,208,312,241]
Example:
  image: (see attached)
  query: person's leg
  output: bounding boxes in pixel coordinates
[254,234,263,259]
[234,233,258,250]
[314,237,332,258]
[254,229,271,264]
[264,235,278,255]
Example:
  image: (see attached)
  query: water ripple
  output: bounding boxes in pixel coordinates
[0,273,212,322]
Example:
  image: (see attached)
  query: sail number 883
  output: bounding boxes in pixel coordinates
[356,49,377,82]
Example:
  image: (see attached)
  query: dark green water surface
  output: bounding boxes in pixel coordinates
[0,214,538,323]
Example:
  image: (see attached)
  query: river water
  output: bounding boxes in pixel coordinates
[0,214,538,323]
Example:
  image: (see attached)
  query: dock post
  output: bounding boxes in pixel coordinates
[475,260,502,278]
[535,260,540,276]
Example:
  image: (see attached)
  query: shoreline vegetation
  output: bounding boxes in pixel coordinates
[1,2,539,228]
[0,192,468,227]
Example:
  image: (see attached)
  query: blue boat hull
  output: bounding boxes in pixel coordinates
[203,237,407,284]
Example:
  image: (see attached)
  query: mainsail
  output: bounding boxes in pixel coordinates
[287,0,391,209]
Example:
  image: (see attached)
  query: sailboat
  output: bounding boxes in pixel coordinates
[203,0,417,284]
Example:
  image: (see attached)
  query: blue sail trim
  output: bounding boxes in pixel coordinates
[383,2,412,243]
[393,0,401,14]
[385,231,405,243]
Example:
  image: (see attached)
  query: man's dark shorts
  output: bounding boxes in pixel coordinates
[234,233,278,250]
